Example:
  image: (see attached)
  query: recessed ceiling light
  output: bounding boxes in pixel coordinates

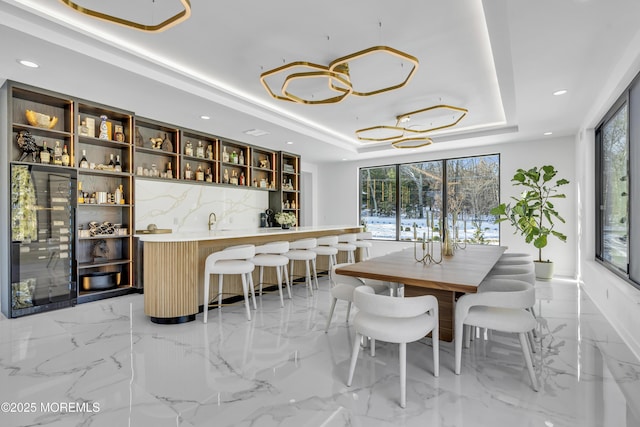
[553,89,567,96]
[286,141,294,145]
[341,158,348,161]
[544,132,553,136]
[18,59,39,68]
[244,128,269,137]
[200,115,210,120]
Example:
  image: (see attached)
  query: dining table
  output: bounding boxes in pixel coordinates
[335,244,506,341]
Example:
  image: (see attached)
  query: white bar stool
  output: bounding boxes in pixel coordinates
[203,244,256,322]
[335,233,357,263]
[250,241,291,307]
[310,236,339,282]
[285,238,319,294]
[354,231,373,260]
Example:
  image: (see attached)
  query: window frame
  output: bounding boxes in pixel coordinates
[359,153,501,242]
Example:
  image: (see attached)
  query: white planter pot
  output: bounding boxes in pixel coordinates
[534,261,554,280]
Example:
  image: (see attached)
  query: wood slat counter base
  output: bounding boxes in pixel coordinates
[335,245,505,341]
[138,226,361,323]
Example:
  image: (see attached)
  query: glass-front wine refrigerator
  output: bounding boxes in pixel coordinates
[2,164,77,318]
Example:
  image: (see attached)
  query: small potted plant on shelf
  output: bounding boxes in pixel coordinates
[490,165,569,280]
[275,212,297,229]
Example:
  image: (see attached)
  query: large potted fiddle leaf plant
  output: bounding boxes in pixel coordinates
[490,165,569,280]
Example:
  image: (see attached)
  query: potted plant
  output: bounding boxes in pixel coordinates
[490,165,569,280]
[275,212,297,229]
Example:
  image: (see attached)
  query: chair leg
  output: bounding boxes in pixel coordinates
[259,266,264,296]
[325,298,337,333]
[464,325,471,349]
[248,273,257,310]
[218,275,224,309]
[345,301,352,322]
[370,338,376,357]
[527,330,537,353]
[518,332,538,391]
[304,260,313,295]
[432,323,439,378]
[399,342,406,408]
[283,264,292,299]
[455,321,464,375]
[347,332,361,387]
[276,265,284,308]
[311,258,319,290]
[203,273,210,323]
[241,273,251,321]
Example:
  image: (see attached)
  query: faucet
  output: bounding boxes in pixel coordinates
[208,212,217,231]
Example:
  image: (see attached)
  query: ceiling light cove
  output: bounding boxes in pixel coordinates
[200,115,210,120]
[244,129,270,137]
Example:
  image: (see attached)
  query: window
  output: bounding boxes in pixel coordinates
[596,72,640,288]
[360,154,500,243]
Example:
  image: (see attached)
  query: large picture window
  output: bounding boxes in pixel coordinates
[596,72,640,288]
[360,154,500,243]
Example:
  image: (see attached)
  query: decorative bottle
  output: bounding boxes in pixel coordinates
[239,171,245,185]
[238,150,244,165]
[114,185,123,205]
[206,144,213,160]
[99,115,109,139]
[185,141,193,156]
[222,147,230,162]
[231,150,238,164]
[40,141,51,164]
[61,144,70,166]
[79,149,89,168]
[196,165,204,181]
[114,154,122,172]
[206,168,213,182]
[184,163,192,180]
[108,154,115,169]
[53,141,62,165]
[77,181,84,204]
[196,141,205,158]
[223,169,229,183]
[166,162,173,179]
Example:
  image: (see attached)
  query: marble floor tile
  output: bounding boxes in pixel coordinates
[1,277,639,426]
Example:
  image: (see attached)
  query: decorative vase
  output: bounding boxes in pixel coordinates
[281,224,290,230]
[534,261,554,280]
[99,115,109,140]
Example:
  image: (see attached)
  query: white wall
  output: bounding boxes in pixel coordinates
[317,137,577,277]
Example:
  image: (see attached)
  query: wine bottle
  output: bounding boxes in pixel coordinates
[196,165,204,181]
[184,163,192,180]
[114,154,122,172]
[53,141,62,165]
[196,141,204,158]
[78,181,84,204]
[61,144,70,166]
[79,149,89,168]
[108,154,115,169]
[40,141,51,164]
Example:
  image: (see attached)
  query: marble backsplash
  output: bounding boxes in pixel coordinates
[134,179,269,232]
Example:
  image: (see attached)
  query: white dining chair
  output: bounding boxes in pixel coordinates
[250,241,291,307]
[203,244,256,322]
[324,263,390,332]
[347,285,439,408]
[354,231,373,260]
[454,278,538,391]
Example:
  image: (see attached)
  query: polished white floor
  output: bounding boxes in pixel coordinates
[1,276,639,427]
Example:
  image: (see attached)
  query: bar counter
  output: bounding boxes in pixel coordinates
[136,225,361,323]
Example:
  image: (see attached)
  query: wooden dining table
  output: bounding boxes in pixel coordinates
[335,244,506,341]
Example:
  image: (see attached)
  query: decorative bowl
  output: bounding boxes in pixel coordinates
[80,272,120,291]
[25,109,58,129]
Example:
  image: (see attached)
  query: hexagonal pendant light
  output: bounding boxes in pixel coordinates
[59,0,191,32]
[260,46,418,105]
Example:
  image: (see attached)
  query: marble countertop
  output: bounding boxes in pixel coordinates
[135,225,360,242]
